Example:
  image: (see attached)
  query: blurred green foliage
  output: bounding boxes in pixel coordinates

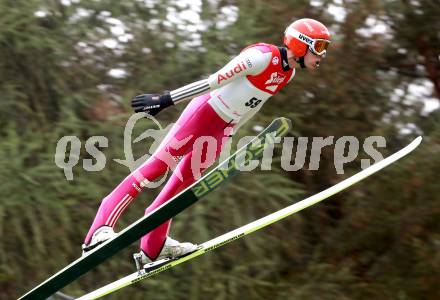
[0,0,439,299]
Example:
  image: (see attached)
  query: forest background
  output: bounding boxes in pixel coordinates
[0,0,439,299]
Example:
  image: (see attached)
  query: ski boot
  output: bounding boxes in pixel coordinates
[82,226,117,256]
[133,236,198,271]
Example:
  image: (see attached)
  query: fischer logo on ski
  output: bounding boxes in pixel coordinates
[193,119,290,198]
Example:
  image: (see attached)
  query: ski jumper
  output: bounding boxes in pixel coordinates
[84,43,295,260]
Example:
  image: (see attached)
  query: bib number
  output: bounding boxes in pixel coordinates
[245,97,262,108]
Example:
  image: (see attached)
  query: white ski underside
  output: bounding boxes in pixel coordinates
[77,136,422,300]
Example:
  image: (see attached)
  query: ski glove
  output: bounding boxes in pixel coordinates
[131,91,173,116]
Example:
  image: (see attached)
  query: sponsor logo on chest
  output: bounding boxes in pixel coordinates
[217,61,248,84]
[265,72,286,85]
[264,72,286,92]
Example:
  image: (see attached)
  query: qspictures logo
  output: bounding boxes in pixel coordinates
[55,114,387,186]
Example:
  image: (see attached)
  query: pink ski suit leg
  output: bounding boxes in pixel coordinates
[84,93,233,245]
[140,126,230,260]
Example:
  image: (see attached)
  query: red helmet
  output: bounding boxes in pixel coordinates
[284,18,331,57]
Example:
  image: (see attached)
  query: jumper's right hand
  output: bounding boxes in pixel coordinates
[131,92,173,116]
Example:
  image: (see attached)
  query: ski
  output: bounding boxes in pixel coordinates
[77,136,422,300]
[18,117,292,300]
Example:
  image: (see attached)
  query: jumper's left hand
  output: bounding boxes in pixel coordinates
[131,92,173,116]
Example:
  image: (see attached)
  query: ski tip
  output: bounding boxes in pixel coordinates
[411,136,423,148]
[277,116,292,124]
[282,117,293,129]
[271,117,292,132]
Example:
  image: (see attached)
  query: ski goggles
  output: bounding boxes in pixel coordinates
[286,27,331,56]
